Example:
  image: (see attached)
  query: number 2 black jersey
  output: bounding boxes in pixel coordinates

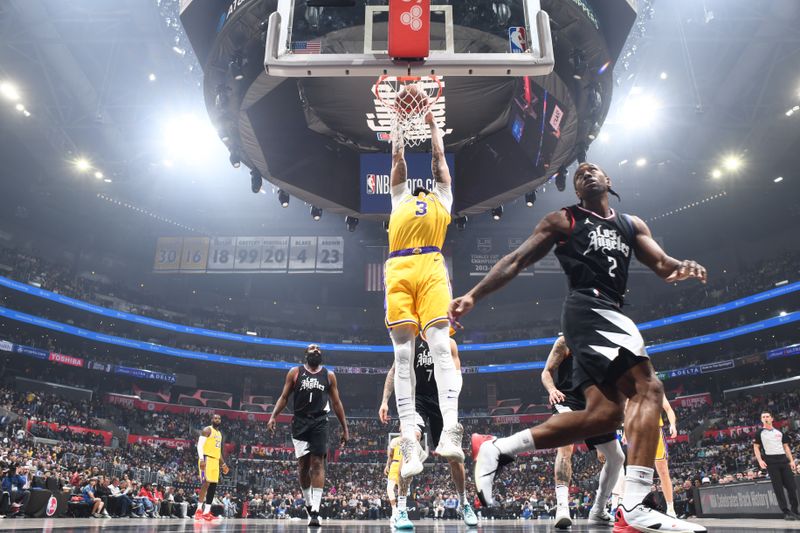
[554,205,636,305]
[293,366,330,423]
[413,339,438,400]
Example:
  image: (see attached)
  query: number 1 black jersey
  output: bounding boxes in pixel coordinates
[554,205,636,305]
[293,366,330,424]
[413,339,438,401]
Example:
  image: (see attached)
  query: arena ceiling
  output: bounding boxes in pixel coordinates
[0,0,798,255]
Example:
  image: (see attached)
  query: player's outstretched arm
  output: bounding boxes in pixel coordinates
[390,131,407,188]
[541,337,568,406]
[267,367,297,433]
[379,363,395,424]
[629,216,707,283]
[328,371,349,447]
[425,111,451,186]
[449,210,569,324]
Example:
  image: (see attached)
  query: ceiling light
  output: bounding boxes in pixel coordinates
[162,114,220,165]
[455,216,467,230]
[172,46,186,56]
[597,61,611,75]
[620,94,662,129]
[229,55,245,81]
[103,178,112,183]
[525,191,536,207]
[148,73,157,82]
[635,158,647,167]
[310,206,322,221]
[94,171,104,179]
[229,148,241,168]
[779,311,787,317]
[0,82,20,101]
[22,109,31,117]
[711,168,722,179]
[619,159,628,166]
[660,72,668,80]
[383,220,390,232]
[774,176,783,183]
[722,155,742,172]
[15,103,24,112]
[74,158,91,172]
[278,189,290,208]
[599,132,610,142]
[491,206,503,221]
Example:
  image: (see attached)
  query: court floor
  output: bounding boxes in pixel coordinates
[1,517,799,532]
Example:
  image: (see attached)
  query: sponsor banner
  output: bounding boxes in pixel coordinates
[697,480,795,517]
[665,435,690,444]
[359,152,455,215]
[491,413,550,425]
[671,393,712,408]
[13,344,49,360]
[48,352,85,368]
[87,361,113,372]
[0,340,13,352]
[106,393,292,423]
[112,365,176,383]
[699,359,735,373]
[27,420,112,446]
[766,344,800,360]
[703,423,783,440]
[127,435,192,448]
[660,360,735,381]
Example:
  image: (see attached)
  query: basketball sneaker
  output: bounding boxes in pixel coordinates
[193,509,204,521]
[389,510,398,528]
[471,433,514,507]
[436,423,465,462]
[395,509,414,530]
[462,502,478,527]
[588,505,614,526]
[555,506,572,529]
[307,512,321,527]
[201,512,221,523]
[614,504,707,533]
[400,437,424,478]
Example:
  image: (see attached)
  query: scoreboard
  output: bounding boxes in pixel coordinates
[153,236,344,274]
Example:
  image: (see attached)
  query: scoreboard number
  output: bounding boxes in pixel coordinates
[315,237,344,272]
[260,237,290,272]
[289,237,318,273]
[153,237,183,271]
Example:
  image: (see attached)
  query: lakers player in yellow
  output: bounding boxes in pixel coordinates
[386,108,463,480]
[385,434,415,529]
[656,394,678,517]
[196,414,229,522]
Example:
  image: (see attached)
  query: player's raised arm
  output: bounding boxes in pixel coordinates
[390,130,407,188]
[541,337,569,407]
[425,111,451,187]
[628,216,707,284]
[328,370,349,447]
[449,210,570,322]
[268,367,298,433]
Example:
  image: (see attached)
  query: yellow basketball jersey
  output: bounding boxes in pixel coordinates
[388,443,402,481]
[203,427,222,458]
[388,192,451,252]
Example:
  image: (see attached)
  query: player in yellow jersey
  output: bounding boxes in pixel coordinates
[656,394,678,517]
[386,109,464,480]
[385,434,415,529]
[195,414,228,522]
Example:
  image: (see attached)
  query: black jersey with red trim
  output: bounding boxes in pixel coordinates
[414,339,439,400]
[554,205,636,305]
[292,365,330,423]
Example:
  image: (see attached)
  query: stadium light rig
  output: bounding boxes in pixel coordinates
[491,206,503,221]
[311,206,322,221]
[455,216,468,230]
[525,191,536,207]
[554,166,567,192]
[250,168,262,193]
[278,189,290,208]
[345,216,359,232]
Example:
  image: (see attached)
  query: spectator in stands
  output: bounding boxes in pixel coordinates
[223,492,236,518]
[82,477,108,518]
[1,464,31,517]
[131,481,154,517]
[107,478,132,517]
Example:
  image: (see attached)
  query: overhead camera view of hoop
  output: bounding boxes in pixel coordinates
[0,0,799,532]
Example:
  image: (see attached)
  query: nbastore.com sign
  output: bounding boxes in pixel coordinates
[360,152,454,214]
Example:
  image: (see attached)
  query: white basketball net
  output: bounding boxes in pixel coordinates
[373,75,442,148]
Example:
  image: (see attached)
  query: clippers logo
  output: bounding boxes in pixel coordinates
[366,76,452,143]
[400,1,424,32]
[46,495,58,516]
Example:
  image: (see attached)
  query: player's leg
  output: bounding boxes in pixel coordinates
[655,432,675,517]
[387,479,398,522]
[201,458,220,521]
[394,470,414,529]
[554,444,574,529]
[308,454,325,518]
[588,437,625,525]
[391,323,424,477]
[298,454,312,515]
[425,323,464,460]
[196,477,209,519]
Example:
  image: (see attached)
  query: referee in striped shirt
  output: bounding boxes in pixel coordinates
[753,411,799,520]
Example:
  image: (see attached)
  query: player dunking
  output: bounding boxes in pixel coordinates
[268,344,349,527]
[195,414,228,522]
[451,162,708,532]
[385,109,464,478]
[542,336,625,528]
[379,337,478,527]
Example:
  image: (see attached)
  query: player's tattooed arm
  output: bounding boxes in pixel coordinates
[542,337,569,406]
[629,216,707,284]
[450,210,569,323]
[390,135,407,187]
[328,371,349,446]
[267,367,298,432]
[426,111,451,186]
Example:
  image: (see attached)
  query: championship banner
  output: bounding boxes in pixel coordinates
[360,152,455,214]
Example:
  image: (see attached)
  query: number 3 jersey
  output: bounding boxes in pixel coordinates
[554,205,636,306]
[292,366,330,434]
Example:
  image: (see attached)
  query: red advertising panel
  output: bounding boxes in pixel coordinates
[388,0,430,58]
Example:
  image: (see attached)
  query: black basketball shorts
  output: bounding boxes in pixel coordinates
[292,419,328,458]
[551,392,616,449]
[415,395,444,449]
[562,289,650,390]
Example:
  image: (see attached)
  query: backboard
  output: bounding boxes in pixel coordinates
[265,0,554,77]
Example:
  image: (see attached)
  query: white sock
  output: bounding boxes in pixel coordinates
[594,440,625,510]
[556,485,569,508]
[302,486,311,505]
[310,487,323,513]
[427,325,462,428]
[391,504,397,516]
[494,430,535,456]
[666,502,675,516]
[622,466,654,510]
[612,464,626,505]
[204,503,211,513]
[391,329,417,439]
[461,492,468,507]
[398,496,407,511]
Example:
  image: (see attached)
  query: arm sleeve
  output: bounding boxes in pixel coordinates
[197,436,207,459]
[390,182,407,212]
[431,182,453,213]
[753,430,761,446]
[783,432,790,444]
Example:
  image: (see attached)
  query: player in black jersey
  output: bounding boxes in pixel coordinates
[542,336,625,528]
[379,337,478,527]
[451,163,708,532]
[268,344,349,527]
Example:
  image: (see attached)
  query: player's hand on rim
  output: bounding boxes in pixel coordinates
[424,109,435,125]
[378,402,390,424]
[548,389,566,407]
[665,259,707,284]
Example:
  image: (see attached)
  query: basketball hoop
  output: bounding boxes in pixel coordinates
[373,75,442,147]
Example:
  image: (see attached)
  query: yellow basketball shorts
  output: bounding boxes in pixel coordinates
[199,456,220,483]
[384,253,451,335]
[655,429,668,461]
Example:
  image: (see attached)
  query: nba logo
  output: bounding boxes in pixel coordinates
[508,27,526,53]
[366,174,377,195]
